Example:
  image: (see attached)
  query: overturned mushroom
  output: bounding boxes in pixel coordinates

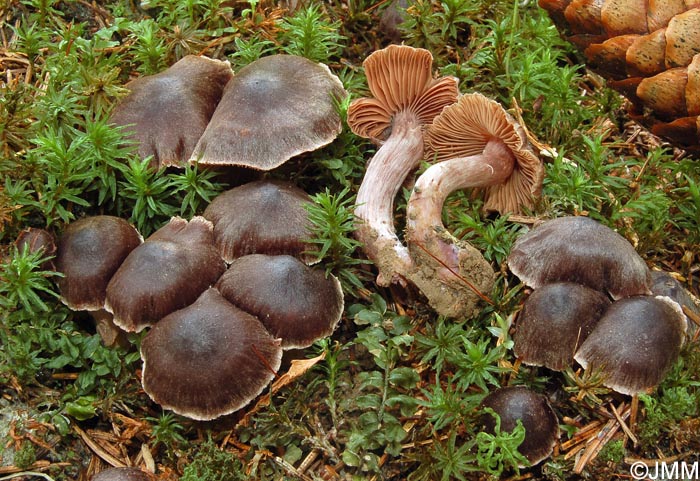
[574,295,687,395]
[216,254,343,349]
[190,54,346,170]
[347,44,459,286]
[203,180,314,263]
[404,92,543,317]
[141,287,282,420]
[110,55,234,168]
[105,216,225,332]
[507,216,652,299]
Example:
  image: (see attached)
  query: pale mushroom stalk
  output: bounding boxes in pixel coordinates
[354,110,424,284]
[347,45,460,287]
[407,138,515,277]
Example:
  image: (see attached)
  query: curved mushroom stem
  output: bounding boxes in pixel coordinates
[354,110,424,285]
[406,137,515,277]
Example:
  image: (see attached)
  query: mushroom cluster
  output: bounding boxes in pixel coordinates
[538,1,700,152]
[508,216,689,395]
[347,45,544,318]
[54,180,343,420]
[110,54,347,170]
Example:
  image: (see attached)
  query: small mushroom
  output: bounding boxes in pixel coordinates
[202,180,314,263]
[14,227,57,270]
[651,270,700,335]
[480,386,559,467]
[90,467,155,481]
[216,254,343,349]
[55,216,142,311]
[140,287,282,420]
[507,216,652,299]
[110,55,234,168]
[105,216,225,332]
[190,54,346,170]
[574,295,687,395]
[346,44,459,285]
[513,282,611,371]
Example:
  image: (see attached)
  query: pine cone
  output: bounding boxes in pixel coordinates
[539,0,700,152]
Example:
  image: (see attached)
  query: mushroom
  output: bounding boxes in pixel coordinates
[140,287,282,421]
[507,216,652,299]
[110,55,234,169]
[513,282,611,371]
[13,227,57,271]
[346,44,460,286]
[189,54,347,170]
[480,386,559,467]
[216,254,343,349]
[202,180,314,263]
[403,93,543,317]
[90,467,155,481]
[105,216,225,332]
[55,216,142,311]
[55,216,143,345]
[574,295,687,395]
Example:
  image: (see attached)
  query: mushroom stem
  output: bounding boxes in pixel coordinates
[406,137,515,275]
[354,110,424,285]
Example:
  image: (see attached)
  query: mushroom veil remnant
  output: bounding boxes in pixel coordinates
[405,93,543,317]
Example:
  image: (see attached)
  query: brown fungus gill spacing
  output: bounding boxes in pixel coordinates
[189,54,347,170]
[109,55,234,168]
[346,44,460,286]
[105,216,226,333]
[140,287,283,421]
[202,180,315,263]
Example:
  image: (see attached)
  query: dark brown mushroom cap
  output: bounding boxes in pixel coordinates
[91,467,155,481]
[110,55,233,169]
[55,216,142,311]
[216,254,343,349]
[141,287,282,420]
[202,180,314,263]
[424,92,544,214]
[574,295,687,395]
[507,216,652,299]
[480,386,559,466]
[514,282,611,371]
[347,44,459,141]
[14,227,57,270]
[574,296,686,395]
[651,270,700,325]
[190,54,346,170]
[105,216,226,333]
